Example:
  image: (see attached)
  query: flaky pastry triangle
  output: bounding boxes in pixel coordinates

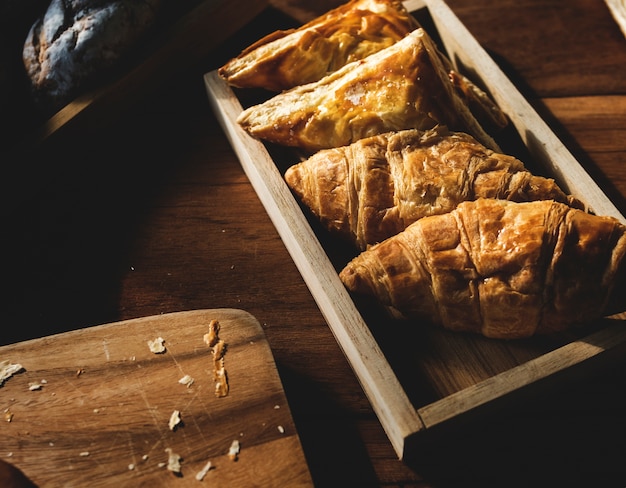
[219,0,419,92]
[237,28,504,152]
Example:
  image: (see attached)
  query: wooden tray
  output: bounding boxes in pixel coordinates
[204,0,626,460]
[0,309,313,487]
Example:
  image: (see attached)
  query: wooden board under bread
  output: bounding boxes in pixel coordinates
[204,0,626,460]
[0,309,313,487]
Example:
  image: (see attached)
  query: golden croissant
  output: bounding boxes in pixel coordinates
[285,127,583,251]
[237,28,505,152]
[339,198,626,339]
[218,0,419,92]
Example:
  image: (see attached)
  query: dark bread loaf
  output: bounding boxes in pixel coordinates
[22,0,162,115]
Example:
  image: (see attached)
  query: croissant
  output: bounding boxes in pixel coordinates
[237,28,504,152]
[218,0,420,92]
[285,127,583,251]
[339,198,626,339]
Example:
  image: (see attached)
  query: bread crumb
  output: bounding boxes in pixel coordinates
[203,320,220,348]
[148,337,166,354]
[165,448,182,474]
[214,367,229,397]
[178,374,194,388]
[204,320,230,397]
[0,361,24,387]
[28,382,43,391]
[228,439,240,461]
[168,410,182,431]
[195,459,213,481]
[79,452,90,457]
[4,409,13,422]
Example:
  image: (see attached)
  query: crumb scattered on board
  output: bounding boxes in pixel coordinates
[28,379,46,391]
[203,319,229,397]
[228,439,240,461]
[147,337,166,354]
[0,360,24,387]
[168,410,182,431]
[195,459,213,481]
[165,448,182,474]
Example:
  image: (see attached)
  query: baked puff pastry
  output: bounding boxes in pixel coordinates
[340,198,626,339]
[285,127,583,251]
[219,0,419,92]
[237,28,504,153]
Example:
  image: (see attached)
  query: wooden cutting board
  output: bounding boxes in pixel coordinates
[0,309,313,487]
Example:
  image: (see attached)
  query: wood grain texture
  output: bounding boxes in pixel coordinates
[2,0,626,486]
[0,310,312,487]
[445,0,626,98]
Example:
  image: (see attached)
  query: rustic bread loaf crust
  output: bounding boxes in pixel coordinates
[22,0,162,114]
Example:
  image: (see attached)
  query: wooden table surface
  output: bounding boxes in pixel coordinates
[3,0,626,486]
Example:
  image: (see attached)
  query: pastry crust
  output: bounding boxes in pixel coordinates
[285,127,583,250]
[237,28,503,152]
[218,0,420,92]
[339,198,626,338]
